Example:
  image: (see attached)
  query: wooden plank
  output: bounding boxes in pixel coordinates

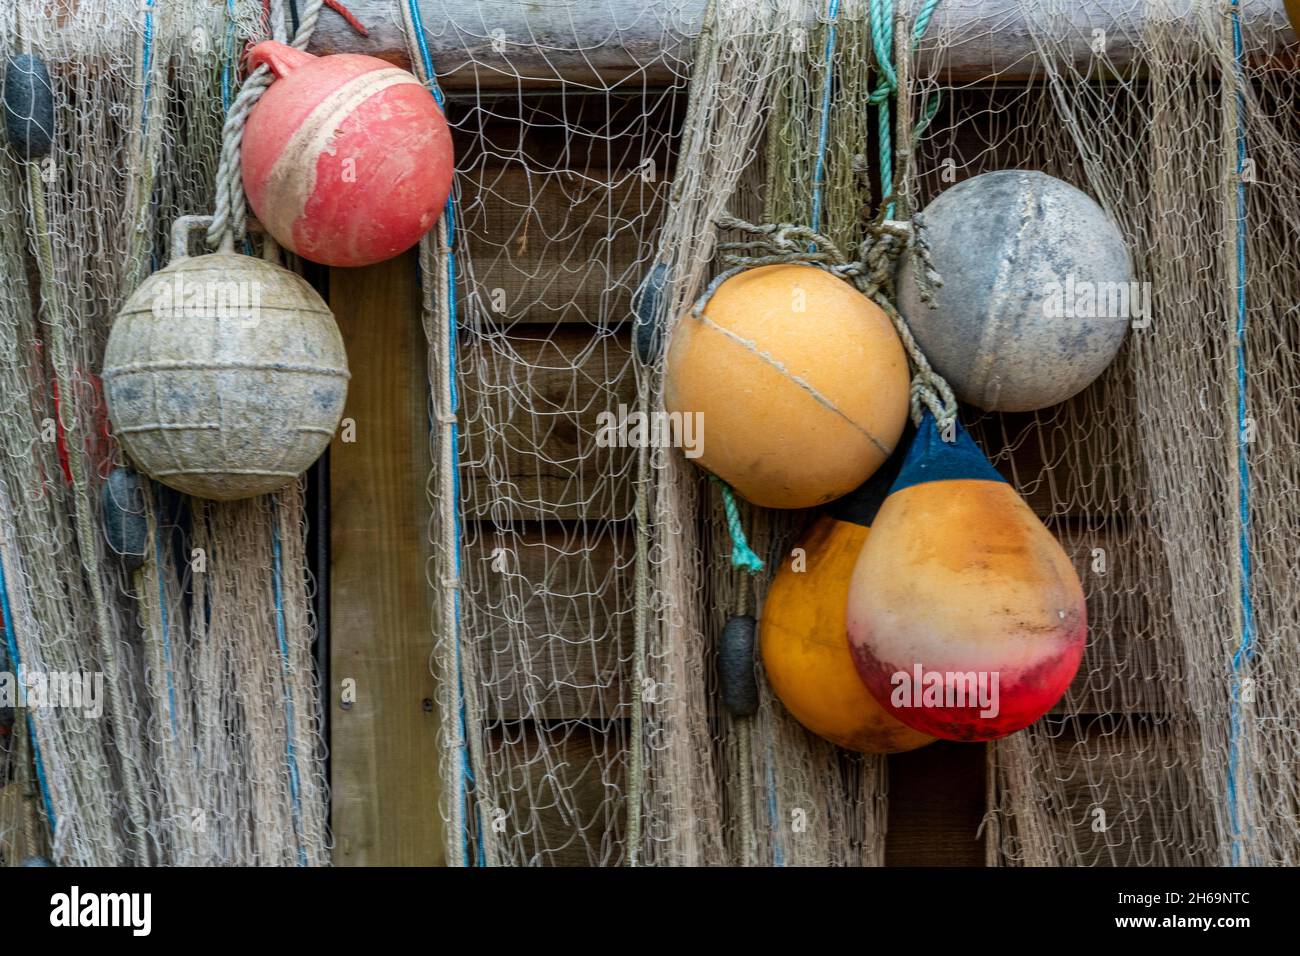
[314,1,1297,89]
[466,522,632,720]
[461,324,637,522]
[886,740,988,866]
[329,253,445,866]
[458,166,665,326]
[449,91,679,180]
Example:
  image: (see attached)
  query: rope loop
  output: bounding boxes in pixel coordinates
[206,1,370,251]
[705,213,955,432]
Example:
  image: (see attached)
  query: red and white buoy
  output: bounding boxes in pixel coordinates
[240,40,454,268]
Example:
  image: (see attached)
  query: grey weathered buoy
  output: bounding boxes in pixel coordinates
[4,54,55,159]
[898,170,1134,412]
[719,614,758,717]
[632,262,668,364]
[102,466,149,571]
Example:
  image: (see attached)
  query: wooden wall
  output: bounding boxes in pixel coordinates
[325,90,1140,867]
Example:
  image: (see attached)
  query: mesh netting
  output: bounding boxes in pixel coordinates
[2,0,1298,868]
[0,1,327,866]
[410,0,1300,867]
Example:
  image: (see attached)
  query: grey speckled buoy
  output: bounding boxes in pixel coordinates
[632,262,668,364]
[898,170,1134,412]
[102,466,149,571]
[719,614,758,717]
[4,54,55,159]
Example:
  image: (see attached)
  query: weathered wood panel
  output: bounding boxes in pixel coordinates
[315,1,1297,88]
[329,254,445,866]
[886,740,988,866]
[459,167,664,326]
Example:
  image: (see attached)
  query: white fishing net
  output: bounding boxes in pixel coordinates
[3,0,1297,869]
[411,0,1300,868]
[0,1,327,866]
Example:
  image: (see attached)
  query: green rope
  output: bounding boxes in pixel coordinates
[710,476,764,573]
[870,0,945,217]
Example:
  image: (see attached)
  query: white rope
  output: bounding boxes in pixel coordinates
[207,0,324,250]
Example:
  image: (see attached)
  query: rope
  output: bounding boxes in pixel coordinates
[0,512,57,840]
[401,0,484,868]
[1225,0,1255,868]
[868,0,945,218]
[809,0,841,233]
[271,498,309,867]
[704,213,956,430]
[206,0,327,250]
[709,476,764,573]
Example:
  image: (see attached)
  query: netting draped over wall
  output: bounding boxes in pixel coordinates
[415,0,1300,867]
[1,0,1297,868]
[1,1,328,866]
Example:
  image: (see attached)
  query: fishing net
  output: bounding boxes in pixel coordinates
[413,0,1300,868]
[2,0,1297,869]
[915,0,1300,867]
[0,1,327,866]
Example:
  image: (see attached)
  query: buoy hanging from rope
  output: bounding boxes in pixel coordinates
[103,217,349,500]
[846,414,1087,741]
[239,40,454,267]
[665,263,909,509]
[897,170,1133,412]
[760,428,933,754]
[632,262,669,364]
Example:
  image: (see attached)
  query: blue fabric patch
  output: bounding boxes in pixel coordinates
[889,411,1005,493]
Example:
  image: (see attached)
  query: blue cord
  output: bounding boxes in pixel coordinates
[1226,0,1253,867]
[408,0,482,867]
[0,548,58,836]
[141,1,156,134]
[809,0,840,234]
[222,0,237,113]
[271,502,309,867]
[153,483,178,737]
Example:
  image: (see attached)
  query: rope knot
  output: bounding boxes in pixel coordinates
[706,213,957,432]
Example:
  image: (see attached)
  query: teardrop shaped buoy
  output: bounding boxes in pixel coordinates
[101,466,149,571]
[632,262,668,363]
[719,615,759,717]
[760,427,933,754]
[3,54,55,159]
[846,414,1086,741]
[240,41,454,267]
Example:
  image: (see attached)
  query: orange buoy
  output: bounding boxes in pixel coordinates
[759,434,933,754]
[240,41,454,268]
[846,415,1086,741]
[664,264,909,509]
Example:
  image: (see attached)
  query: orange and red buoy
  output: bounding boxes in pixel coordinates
[241,41,454,268]
[845,417,1087,741]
